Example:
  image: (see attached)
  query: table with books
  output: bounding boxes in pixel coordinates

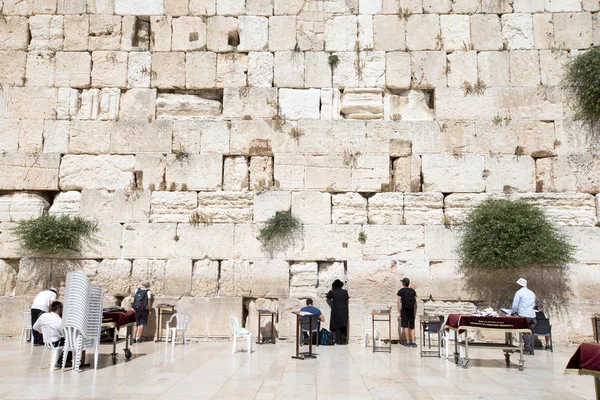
[444,313,532,371]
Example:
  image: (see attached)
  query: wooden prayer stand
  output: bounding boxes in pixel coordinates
[291,311,317,360]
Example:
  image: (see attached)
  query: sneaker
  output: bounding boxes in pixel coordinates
[411,342,418,348]
[402,342,411,347]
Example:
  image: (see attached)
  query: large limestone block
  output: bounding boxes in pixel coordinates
[78,222,122,259]
[131,259,165,295]
[219,260,251,296]
[279,88,321,120]
[172,16,207,51]
[254,191,291,222]
[200,120,231,154]
[320,88,342,120]
[478,51,510,86]
[404,193,443,225]
[316,261,345,297]
[115,0,164,14]
[119,88,157,120]
[68,121,112,154]
[63,15,89,51]
[0,120,18,153]
[332,52,359,88]
[97,259,131,297]
[122,223,176,259]
[536,155,600,194]
[347,260,398,300]
[514,193,597,226]
[393,156,421,191]
[189,0,216,14]
[0,17,29,50]
[484,155,536,193]
[567,227,600,262]
[332,193,367,224]
[554,12,593,50]
[111,121,172,153]
[514,0,545,12]
[150,192,197,223]
[440,120,513,155]
[351,153,390,192]
[406,14,441,51]
[0,260,17,296]
[0,222,20,259]
[223,156,249,191]
[217,0,245,14]
[245,298,279,338]
[444,193,504,224]
[89,15,122,51]
[156,93,222,119]
[25,51,55,87]
[341,88,383,120]
[186,52,217,89]
[304,52,331,88]
[216,53,249,87]
[248,52,274,87]
[304,154,351,191]
[362,225,426,260]
[292,191,332,224]
[373,15,405,51]
[440,15,471,52]
[545,0,581,12]
[204,297,243,337]
[269,16,297,51]
[571,263,600,302]
[150,16,172,52]
[223,87,278,119]
[152,52,186,89]
[80,189,148,223]
[238,16,268,51]
[384,90,434,121]
[425,226,460,260]
[510,51,540,86]
[410,51,447,89]
[446,51,477,87]
[358,15,374,50]
[206,16,238,52]
[6,87,57,119]
[28,15,63,51]
[53,260,98,293]
[127,52,151,88]
[135,154,167,191]
[302,224,363,260]
[164,259,192,296]
[0,193,49,222]
[250,259,290,298]
[229,119,291,155]
[451,0,481,13]
[297,119,379,155]
[0,297,30,336]
[274,154,305,190]
[191,260,218,297]
[42,120,69,154]
[540,50,569,87]
[533,13,553,49]
[325,15,358,51]
[368,193,404,224]
[501,13,534,50]
[386,52,411,89]
[0,51,26,86]
[91,51,128,88]
[165,153,222,190]
[197,192,253,223]
[49,191,81,216]
[59,155,135,190]
[0,153,59,190]
[471,14,502,51]
[274,51,305,88]
[172,121,201,154]
[422,154,485,192]
[176,223,233,259]
[249,156,274,190]
[246,0,273,15]
[14,258,51,296]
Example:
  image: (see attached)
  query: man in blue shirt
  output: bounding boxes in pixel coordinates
[300,299,325,345]
[511,278,537,355]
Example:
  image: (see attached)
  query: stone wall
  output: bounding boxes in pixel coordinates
[1,0,600,343]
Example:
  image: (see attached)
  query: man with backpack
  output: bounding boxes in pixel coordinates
[300,298,325,345]
[397,277,417,348]
[132,283,152,343]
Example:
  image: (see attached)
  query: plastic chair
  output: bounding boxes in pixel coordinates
[21,311,33,345]
[39,325,64,371]
[360,314,380,348]
[230,314,252,355]
[300,315,320,346]
[533,318,553,352]
[166,313,190,346]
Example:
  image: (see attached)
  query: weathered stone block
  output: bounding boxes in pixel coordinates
[332,193,367,224]
[152,52,186,89]
[289,261,318,298]
[238,16,268,51]
[292,191,332,224]
[279,88,321,120]
[325,15,358,51]
[190,0,216,15]
[5,87,57,119]
[111,121,172,153]
[127,52,151,88]
[25,51,55,87]
[172,16,207,51]
[515,193,597,226]
[176,223,234,259]
[254,191,290,222]
[91,51,128,88]
[386,52,411,89]
[216,53,249,87]
[185,52,216,89]
[304,52,330,88]
[191,260,218,297]
[384,90,434,121]
[197,192,254,223]
[249,156,274,190]
[223,87,278,119]
[351,153,390,192]
[223,156,249,191]
[164,259,192,296]
[0,192,49,222]
[274,51,305,88]
[150,16,172,52]
[0,153,59,190]
[156,93,222,119]
[404,193,443,225]
[131,259,165,295]
[478,51,510,86]
[89,15,122,51]
[206,16,237,52]
[0,17,29,50]
[150,192,197,223]
[115,0,164,14]
[59,155,135,190]
[514,0,545,12]
[347,260,397,301]
[410,51,447,89]
[302,224,363,260]
[540,50,568,87]
[0,51,26,86]
[248,51,274,87]
[447,51,477,87]
[119,88,157,120]
[97,259,131,297]
[48,191,80,216]
[422,154,485,192]
[165,153,222,190]
[332,52,359,88]
[471,14,502,51]
[440,15,471,52]
[15,259,50,296]
[363,225,426,260]
[304,154,351,191]
[122,223,176,259]
[451,0,481,13]
[545,0,581,12]
[43,120,69,154]
[0,260,17,296]
[510,50,540,86]
[484,155,536,193]
[341,88,383,120]
[554,12,593,50]
[406,14,440,51]
[63,15,89,51]
[536,155,600,194]
[269,16,297,51]
[28,15,63,51]
[373,15,405,51]
[368,193,404,224]
[502,13,534,50]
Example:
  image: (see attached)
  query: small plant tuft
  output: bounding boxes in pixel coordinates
[13,213,98,254]
[189,210,213,227]
[563,47,600,124]
[397,7,413,19]
[328,54,340,69]
[514,145,525,156]
[358,232,367,244]
[343,148,361,168]
[174,145,190,162]
[462,79,487,96]
[289,126,304,140]
[258,211,301,251]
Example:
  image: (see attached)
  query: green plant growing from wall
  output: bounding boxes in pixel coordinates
[457,199,575,312]
[563,48,600,123]
[258,211,301,253]
[328,54,340,70]
[358,232,367,244]
[13,213,99,254]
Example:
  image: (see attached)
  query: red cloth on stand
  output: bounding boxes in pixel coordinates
[102,309,135,329]
[446,314,530,333]
[566,343,600,376]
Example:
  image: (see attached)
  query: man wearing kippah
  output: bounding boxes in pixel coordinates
[511,278,537,355]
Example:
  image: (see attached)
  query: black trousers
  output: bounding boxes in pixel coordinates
[334,327,347,344]
[31,308,45,345]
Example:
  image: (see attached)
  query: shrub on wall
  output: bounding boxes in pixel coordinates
[457,199,575,311]
[13,213,98,254]
[564,47,600,123]
[258,211,301,253]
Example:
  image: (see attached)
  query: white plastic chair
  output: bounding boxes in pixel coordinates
[166,313,190,346]
[230,314,252,355]
[39,325,64,371]
[361,314,380,348]
[21,311,33,345]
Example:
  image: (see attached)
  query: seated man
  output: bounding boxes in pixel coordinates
[300,299,325,344]
[32,301,71,367]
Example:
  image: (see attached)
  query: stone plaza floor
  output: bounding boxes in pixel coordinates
[0,340,594,400]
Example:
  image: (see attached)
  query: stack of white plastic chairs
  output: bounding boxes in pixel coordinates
[61,272,103,372]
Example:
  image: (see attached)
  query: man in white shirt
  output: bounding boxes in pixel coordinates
[31,288,58,346]
[511,278,537,355]
[32,301,72,367]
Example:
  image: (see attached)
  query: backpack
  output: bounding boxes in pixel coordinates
[133,288,148,311]
[403,289,416,309]
[320,328,334,346]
